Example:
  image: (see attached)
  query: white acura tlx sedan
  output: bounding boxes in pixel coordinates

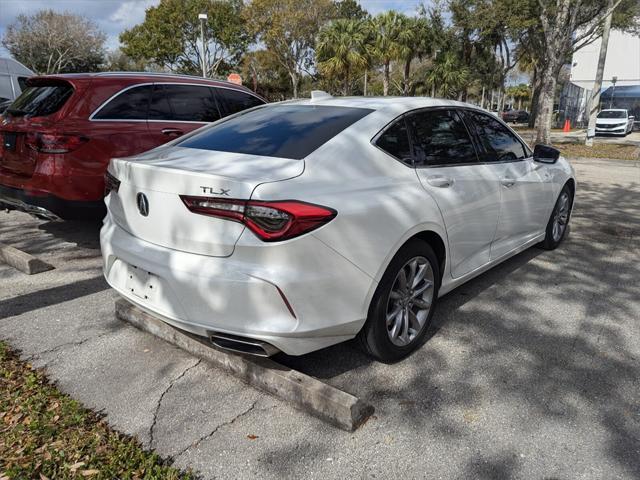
[101,94,576,362]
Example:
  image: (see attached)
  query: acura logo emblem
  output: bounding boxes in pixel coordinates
[136,193,149,216]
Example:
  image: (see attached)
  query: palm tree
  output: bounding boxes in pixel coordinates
[372,11,403,96]
[426,51,470,99]
[393,16,434,96]
[317,19,370,95]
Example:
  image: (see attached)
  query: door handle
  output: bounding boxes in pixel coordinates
[500,177,516,187]
[161,128,183,137]
[426,175,453,188]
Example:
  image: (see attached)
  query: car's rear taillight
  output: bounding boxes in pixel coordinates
[180,196,337,242]
[25,132,88,154]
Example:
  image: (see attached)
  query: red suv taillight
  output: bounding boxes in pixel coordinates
[180,196,337,242]
[25,132,89,154]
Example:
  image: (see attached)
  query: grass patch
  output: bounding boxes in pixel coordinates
[0,342,193,480]
[553,143,640,160]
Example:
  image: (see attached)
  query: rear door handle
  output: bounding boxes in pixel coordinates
[161,128,183,137]
[426,175,453,188]
[500,177,516,187]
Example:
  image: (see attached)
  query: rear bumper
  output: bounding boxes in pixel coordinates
[100,217,374,356]
[0,184,105,220]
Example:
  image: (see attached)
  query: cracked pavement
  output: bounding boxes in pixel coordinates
[1,158,639,479]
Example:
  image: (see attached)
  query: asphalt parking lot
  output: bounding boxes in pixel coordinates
[0,157,638,479]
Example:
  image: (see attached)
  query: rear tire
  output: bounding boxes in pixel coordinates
[539,185,573,250]
[358,239,440,363]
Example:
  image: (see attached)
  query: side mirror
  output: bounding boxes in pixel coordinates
[629,115,635,121]
[533,144,561,164]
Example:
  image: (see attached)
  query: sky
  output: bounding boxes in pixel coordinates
[0,0,423,57]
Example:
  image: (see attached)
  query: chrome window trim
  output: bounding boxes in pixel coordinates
[89,82,264,122]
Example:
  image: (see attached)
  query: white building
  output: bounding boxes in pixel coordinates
[570,30,640,89]
[566,30,640,127]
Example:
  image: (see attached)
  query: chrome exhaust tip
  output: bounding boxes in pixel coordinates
[209,332,280,357]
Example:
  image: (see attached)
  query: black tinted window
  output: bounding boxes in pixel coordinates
[164,84,221,122]
[17,77,29,92]
[465,111,527,161]
[178,105,372,160]
[8,82,73,117]
[376,119,412,164]
[215,88,264,116]
[94,85,152,120]
[407,109,477,166]
[148,84,172,121]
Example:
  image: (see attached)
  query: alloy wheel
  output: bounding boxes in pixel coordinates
[552,192,570,242]
[385,256,434,347]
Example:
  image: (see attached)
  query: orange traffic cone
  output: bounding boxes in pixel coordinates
[563,119,571,133]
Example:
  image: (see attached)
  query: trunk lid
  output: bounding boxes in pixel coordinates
[106,146,305,257]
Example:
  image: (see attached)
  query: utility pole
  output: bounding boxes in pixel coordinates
[585,0,614,146]
[199,13,208,78]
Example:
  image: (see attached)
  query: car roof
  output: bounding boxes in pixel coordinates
[275,95,486,117]
[27,71,256,93]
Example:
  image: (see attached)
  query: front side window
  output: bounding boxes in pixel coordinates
[465,110,527,161]
[94,85,152,120]
[178,104,372,160]
[375,118,412,164]
[406,109,477,167]
[215,88,264,116]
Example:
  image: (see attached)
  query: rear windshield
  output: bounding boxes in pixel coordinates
[177,104,373,159]
[597,110,626,119]
[7,82,73,117]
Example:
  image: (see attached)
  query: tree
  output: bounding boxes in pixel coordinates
[506,83,531,109]
[333,0,369,20]
[240,50,291,100]
[317,19,370,95]
[120,0,250,76]
[425,51,470,98]
[372,11,405,96]
[394,16,432,96]
[2,10,105,74]
[244,0,335,98]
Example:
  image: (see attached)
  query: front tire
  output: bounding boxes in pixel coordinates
[358,239,440,362]
[539,185,573,250]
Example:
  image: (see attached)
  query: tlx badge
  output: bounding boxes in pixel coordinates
[200,186,230,196]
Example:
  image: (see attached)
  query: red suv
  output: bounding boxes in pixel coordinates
[0,72,265,220]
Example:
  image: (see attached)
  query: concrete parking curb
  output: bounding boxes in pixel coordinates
[0,242,54,275]
[115,299,374,432]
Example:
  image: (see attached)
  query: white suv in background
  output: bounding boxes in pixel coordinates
[595,109,634,136]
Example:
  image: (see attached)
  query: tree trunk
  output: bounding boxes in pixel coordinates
[528,67,542,128]
[290,71,299,99]
[534,63,558,144]
[402,58,411,96]
[383,62,390,96]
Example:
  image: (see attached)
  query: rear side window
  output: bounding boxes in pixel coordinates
[7,82,73,117]
[464,110,527,161]
[215,88,264,116]
[93,85,153,120]
[147,84,221,122]
[178,105,373,160]
[407,109,477,167]
[376,118,412,164]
